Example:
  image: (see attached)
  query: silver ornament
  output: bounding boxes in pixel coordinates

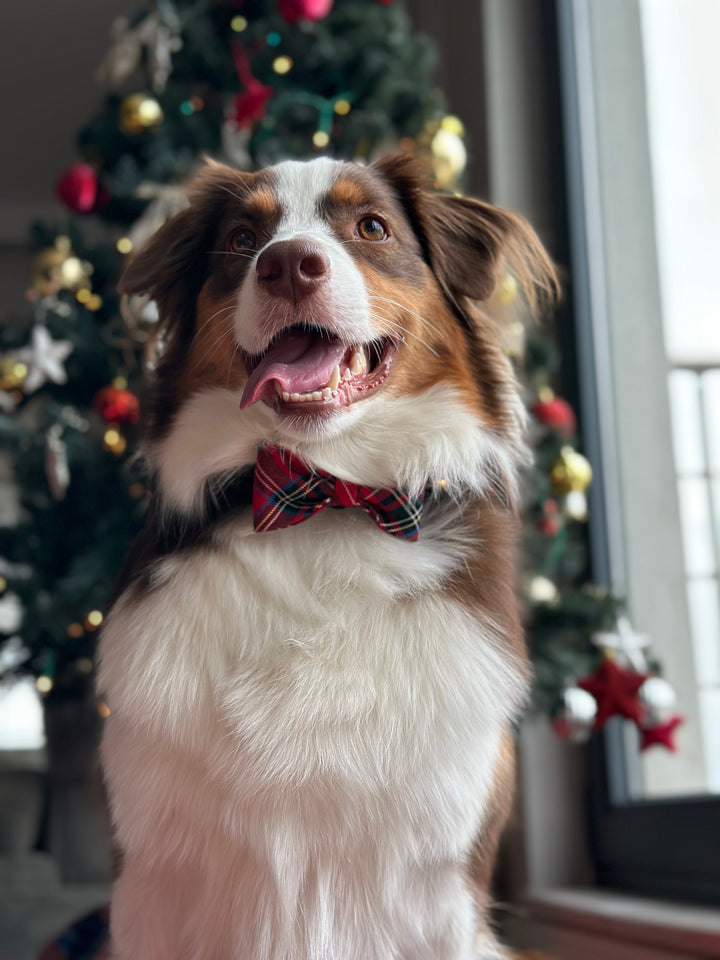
[639,676,676,726]
[554,686,597,743]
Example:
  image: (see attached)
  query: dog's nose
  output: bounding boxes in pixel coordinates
[255,240,330,303]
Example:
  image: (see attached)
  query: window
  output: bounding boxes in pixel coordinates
[558,0,720,900]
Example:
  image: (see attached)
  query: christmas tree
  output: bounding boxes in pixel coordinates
[0,0,458,702]
[0,0,677,748]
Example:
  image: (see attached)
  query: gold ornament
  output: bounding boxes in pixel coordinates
[550,446,593,495]
[0,357,28,392]
[430,118,467,190]
[119,93,164,135]
[103,427,127,456]
[29,237,93,297]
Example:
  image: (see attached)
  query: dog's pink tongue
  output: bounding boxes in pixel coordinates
[240,330,347,409]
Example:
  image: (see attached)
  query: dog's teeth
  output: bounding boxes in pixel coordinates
[275,382,284,397]
[282,391,290,401]
[350,349,366,375]
[322,387,332,399]
[341,367,353,381]
[312,391,322,401]
[327,365,341,392]
[290,392,301,402]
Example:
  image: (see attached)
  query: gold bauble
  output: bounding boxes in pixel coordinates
[29,238,93,296]
[550,446,593,495]
[0,357,28,392]
[119,93,164,135]
[431,127,467,190]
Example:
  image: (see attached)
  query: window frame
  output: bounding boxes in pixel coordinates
[556,0,720,903]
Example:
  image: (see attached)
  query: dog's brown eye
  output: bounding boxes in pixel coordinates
[357,217,387,241]
[227,228,256,252]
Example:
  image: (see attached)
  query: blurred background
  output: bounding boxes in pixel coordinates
[0,1,718,958]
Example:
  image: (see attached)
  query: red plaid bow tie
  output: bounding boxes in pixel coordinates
[253,444,423,540]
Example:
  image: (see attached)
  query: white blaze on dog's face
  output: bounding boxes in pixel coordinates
[120,155,555,499]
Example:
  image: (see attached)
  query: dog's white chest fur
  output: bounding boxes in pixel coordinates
[99,505,521,960]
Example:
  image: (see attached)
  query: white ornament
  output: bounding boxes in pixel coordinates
[554,686,597,743]
[45,425,70,501]
[16,326,73,394]
[97,10,183,93]
[639,676,676,725]
[128,182,189,250]
[593,615,650,671]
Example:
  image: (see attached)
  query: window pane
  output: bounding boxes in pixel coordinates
[668,369,705,475]
[677,478,717,577]
[704,370,720,475]
[699,688,720,792]
[687,578,720,686]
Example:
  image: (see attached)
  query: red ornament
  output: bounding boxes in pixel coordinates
[578,659,649,728]
[537,498,561,535]
[232,84,274,128]
[640,714,685,752]
[278,0,333,23]
[93,386,140,425]
[56,164,106,214]
[532,395,577,438]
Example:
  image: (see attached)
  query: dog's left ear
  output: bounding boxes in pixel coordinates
[373,154,559,322]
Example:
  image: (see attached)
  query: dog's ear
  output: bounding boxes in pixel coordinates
[119,162,255,367]
[372,153,559,322]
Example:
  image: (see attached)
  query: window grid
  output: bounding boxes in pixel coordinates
[669,364,720,790]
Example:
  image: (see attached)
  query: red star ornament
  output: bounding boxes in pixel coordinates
[578,658,648,728]
[640,714,685,752]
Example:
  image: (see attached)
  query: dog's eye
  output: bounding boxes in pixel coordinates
[227,228,256,252]
[357,217,387,242]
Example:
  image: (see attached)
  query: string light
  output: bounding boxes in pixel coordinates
[66,622,84,638]
[231,15,248,32]
[36,676,53,694]
[272,56,293,75]
[334,99,351,116]
[116,237,133,254]
[313,131,330,149]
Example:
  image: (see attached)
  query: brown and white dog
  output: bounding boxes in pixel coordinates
[97,154,556,960]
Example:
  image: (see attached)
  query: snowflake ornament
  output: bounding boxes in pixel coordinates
[16,325,73,393]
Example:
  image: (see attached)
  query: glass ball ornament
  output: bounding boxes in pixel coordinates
[431,127,467,190]
[639,676,676,725]
[552,686,598,743]
[550,446,593,495]
[29,238,93,297]
[119,93,164,135]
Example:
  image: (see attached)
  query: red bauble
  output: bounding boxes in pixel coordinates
[278,0,333,23]
[232,84,274,128]
[93,386,140,425]
[640,714,685,752]
[532,396,577,438]
[578,659,648,729]
[56,164,105,214]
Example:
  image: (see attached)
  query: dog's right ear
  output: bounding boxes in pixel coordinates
[119,162,256,367]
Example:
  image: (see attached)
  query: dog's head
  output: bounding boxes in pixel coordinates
[122,155,556,511]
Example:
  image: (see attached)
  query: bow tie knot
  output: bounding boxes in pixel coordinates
[252,444,423,540]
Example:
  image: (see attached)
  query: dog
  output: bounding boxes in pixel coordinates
[97,153,557,960]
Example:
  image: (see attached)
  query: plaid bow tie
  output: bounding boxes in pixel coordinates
[253,444,423,540]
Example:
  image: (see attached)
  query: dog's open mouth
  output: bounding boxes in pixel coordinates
[239,325,398,413]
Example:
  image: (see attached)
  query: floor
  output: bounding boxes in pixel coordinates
[0,854,109,960]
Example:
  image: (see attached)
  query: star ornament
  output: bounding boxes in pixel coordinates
[640,714,685,752]
[578,658,649,729]
[16,325,73,393]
